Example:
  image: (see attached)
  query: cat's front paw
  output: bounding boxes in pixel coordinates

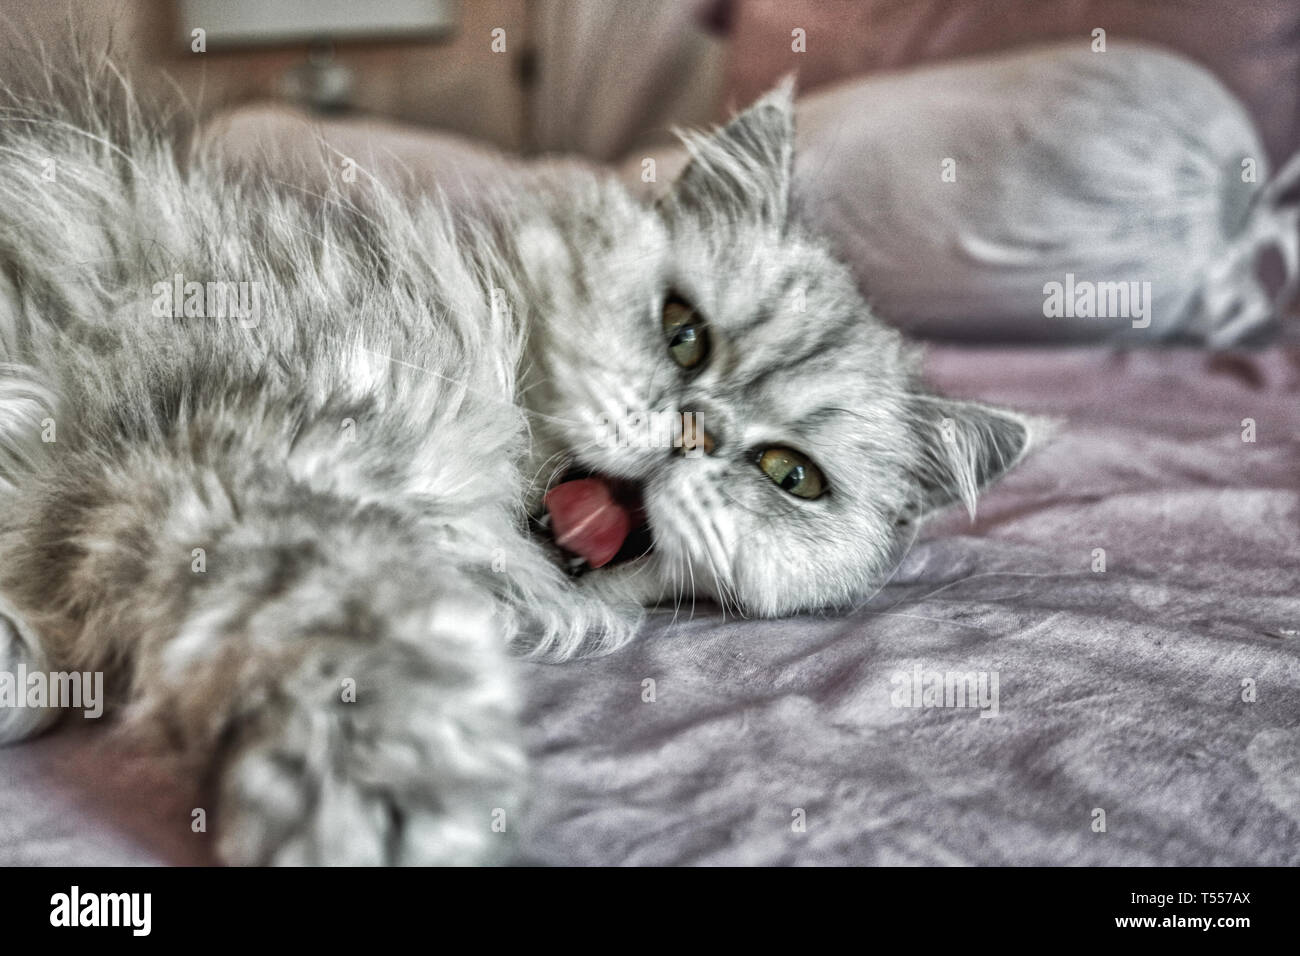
[213,614,524,865]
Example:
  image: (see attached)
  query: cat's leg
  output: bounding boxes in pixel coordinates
[1,435,526,864]
[158,507,525,866]
[207,556,524,866]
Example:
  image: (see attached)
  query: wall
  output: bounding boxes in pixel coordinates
[0,0,530,149]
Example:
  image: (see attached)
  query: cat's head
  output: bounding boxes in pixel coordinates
[523,81,1035,616]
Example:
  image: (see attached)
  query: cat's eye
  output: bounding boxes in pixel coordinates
[662,294,710,369]
[757,447,826,499]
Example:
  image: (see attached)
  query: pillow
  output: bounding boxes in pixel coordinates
[718,0,1300,172]
[629,42,1300,344]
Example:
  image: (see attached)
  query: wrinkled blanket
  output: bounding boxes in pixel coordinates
[3,345,1297,865]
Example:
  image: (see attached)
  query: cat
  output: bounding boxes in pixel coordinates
[0,62,1037,864]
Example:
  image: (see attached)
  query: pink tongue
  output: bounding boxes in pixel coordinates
[544,477,632,569]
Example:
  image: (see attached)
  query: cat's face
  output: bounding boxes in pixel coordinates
[524,83,1032,616]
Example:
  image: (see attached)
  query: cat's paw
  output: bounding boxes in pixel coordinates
[214,599,524,865]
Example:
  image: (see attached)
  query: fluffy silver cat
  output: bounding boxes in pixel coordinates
[0,64,1035,864]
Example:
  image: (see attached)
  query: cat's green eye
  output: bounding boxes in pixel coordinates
[662,295,710,369]
[757,447,826,499]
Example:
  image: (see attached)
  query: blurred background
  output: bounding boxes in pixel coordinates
[0,0,724,158]
[3,0,1295,166]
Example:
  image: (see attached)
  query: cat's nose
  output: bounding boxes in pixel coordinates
[678,411,718,456]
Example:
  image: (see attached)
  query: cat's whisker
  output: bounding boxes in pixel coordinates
[687,552,697,621]
[687,494,735,612]
[845,517,924,614]
[681,554,691,621]
[708,528,742,618]
[703,545,732,620]
[526,445,575,504]
[717,485,804,523]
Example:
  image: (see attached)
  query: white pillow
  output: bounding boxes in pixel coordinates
[790,41,1300,344]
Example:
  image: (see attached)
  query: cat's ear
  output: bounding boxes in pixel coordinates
[903,395,1043,522]
[659,76,795,229]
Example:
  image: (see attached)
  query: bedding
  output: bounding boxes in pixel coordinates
[3,343,1296,865]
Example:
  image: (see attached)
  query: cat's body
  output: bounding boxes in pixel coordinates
[0,66,1035,864]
